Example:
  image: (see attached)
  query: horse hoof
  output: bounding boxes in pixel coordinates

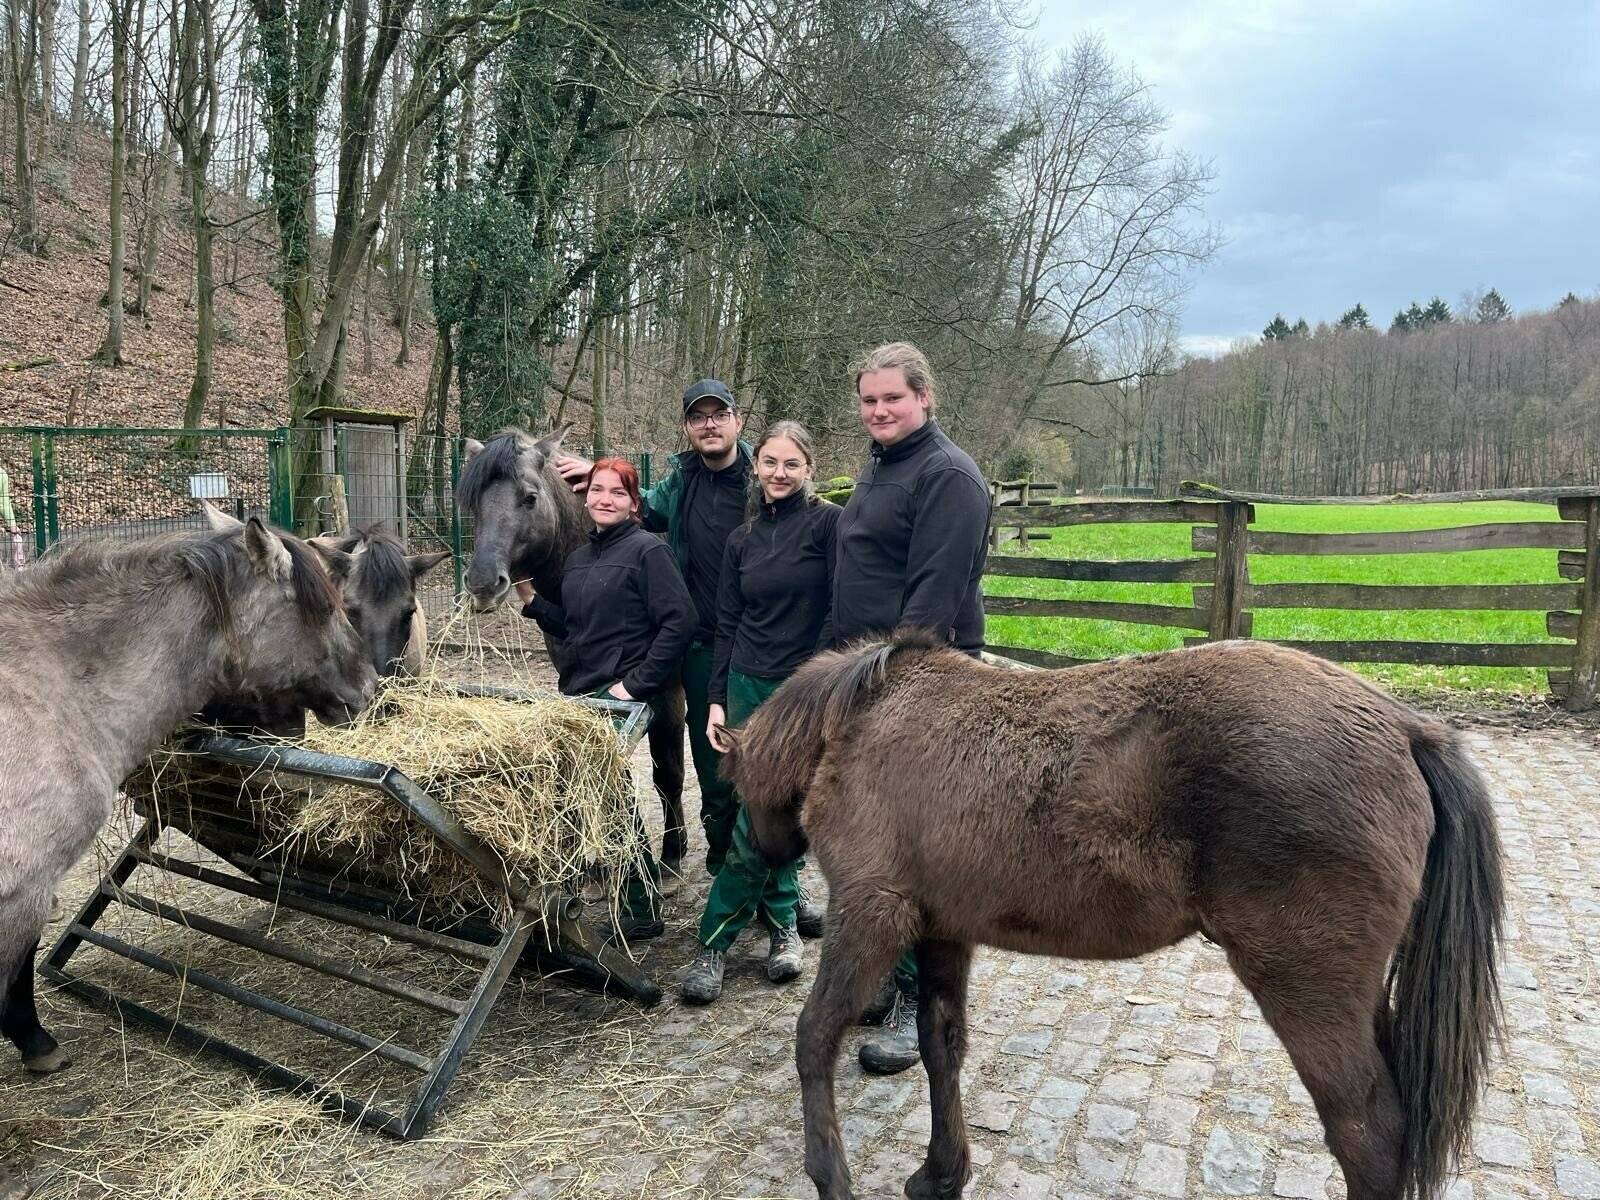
[23,1046,70,1074]
[905,1165,967,1199]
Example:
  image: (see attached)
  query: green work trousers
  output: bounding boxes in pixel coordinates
[695,671,800,950]
[586,686,662,922]
[682,641,739,872]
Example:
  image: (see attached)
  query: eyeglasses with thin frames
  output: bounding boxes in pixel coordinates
[686,409,735,429]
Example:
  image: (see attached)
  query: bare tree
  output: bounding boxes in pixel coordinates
[91,0,137,363]
[5,0,47,253]
[1002,37,1217,426]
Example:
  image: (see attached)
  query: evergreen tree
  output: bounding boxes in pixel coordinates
[1337,303,1371,330]
[1474,288,1511,323]
[1421,296,1452,326]
[1290,318,1310,338]
[1559,292,1580,307]
[1262,314,1292,341]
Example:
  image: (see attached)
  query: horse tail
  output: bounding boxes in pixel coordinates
[725,629,940,821]
[1389,728,1504,1199]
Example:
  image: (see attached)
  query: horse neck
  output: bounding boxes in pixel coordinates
[22,583,230,782]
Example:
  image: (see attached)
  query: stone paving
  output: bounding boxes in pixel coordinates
[4,719,1596,1198]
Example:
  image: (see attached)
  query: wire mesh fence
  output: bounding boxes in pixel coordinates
[0,427,288,575]
[1,423,662,651]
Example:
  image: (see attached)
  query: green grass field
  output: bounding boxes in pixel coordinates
[983,501,1572,694]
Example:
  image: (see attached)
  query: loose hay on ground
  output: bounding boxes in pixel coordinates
[135,676,648,925]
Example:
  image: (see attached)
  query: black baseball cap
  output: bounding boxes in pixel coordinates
[681,378,736,416]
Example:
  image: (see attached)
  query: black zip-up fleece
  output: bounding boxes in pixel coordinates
[677,450,751,642]
[709,492,841,705]
[831,419,991,654]
[523,520,695,699]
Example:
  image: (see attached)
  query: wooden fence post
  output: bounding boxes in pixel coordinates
[1208,500,1251,640]
[1565,496,1600,712]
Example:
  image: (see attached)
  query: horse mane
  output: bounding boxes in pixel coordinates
[726,627,951,818]
[457,429,529,511]
[348,524,412,601]
[9,527,340,632]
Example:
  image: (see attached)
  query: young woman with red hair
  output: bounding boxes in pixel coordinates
[519,457,696,941]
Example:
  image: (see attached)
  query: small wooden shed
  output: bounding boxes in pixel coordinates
[303,406,411,536]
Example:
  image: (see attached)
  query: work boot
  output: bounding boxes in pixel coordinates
[858,987,920,1075]
[606,911,665,946]
[681,945,726,1004]
[766,923,804,983]
[795,883,826,939]
[860,973,897,1025]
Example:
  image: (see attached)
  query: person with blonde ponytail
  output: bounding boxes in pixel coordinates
[679,422,841,1003]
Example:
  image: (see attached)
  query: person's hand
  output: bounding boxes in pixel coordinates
[707,703,731,753]
[514,579,535,604]
[607,680,634,702]
[555,454,593,494]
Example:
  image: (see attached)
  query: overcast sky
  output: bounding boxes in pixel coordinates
[1032,1,1600,356]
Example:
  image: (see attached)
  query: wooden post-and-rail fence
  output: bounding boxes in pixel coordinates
[982,483,1600,712]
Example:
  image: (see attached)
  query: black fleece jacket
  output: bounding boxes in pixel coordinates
[709,492,841,705]
[522,520,695,699]
[831,419,991,654]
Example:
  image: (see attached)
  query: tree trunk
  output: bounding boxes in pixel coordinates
[133,130,175,317]
[6,0,46,254]
[93,0,130,364]
[66,0,85,139]
[591,314,608,455]
[181,160,214,429]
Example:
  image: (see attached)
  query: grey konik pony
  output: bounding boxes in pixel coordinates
[196,506,448,734]
[0,521,374,1200]
[458,428,690,866]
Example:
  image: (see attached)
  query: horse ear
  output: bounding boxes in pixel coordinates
[243,517,293,581]
[408,550,450,580]
[308,538,356,583]
[463,437,486,462]
[533,423,572,460]
[200,500,244,532]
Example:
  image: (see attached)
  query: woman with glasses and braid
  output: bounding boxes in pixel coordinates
[678,421,840,1003]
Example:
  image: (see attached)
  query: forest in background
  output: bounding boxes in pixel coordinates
[3,0,1595,493]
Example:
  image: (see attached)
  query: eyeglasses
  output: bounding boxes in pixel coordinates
[686,408,735,429]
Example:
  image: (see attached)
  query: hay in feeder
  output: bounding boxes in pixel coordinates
[136,677,647,923]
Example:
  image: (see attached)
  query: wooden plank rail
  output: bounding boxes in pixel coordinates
[1192,522,1584,555]
[985,556,1212,583]
[1196,582,1585,611]
[984,595,1222,632]
[1559,551,1586,580]
[996,500,1230,527]
[1181,637,1574,668]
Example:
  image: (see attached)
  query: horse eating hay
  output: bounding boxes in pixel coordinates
[725,631,1504,1200]
[0,521,374,1200]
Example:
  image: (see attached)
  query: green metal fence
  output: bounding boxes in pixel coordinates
[0,424,661,639]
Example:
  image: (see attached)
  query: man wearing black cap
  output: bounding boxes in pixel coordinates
[557,384,823,934]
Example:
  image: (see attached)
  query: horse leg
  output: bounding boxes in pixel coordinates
[649,682,687,870]
[1221,934,1405,1199]
[799,907,908,1200]
[905,939,974,1200]
[1,941,67,1074]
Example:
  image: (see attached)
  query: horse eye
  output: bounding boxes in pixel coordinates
[346,605,364,622]
[520,492,539,508]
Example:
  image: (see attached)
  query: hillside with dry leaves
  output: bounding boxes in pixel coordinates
[2,127,435,431]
